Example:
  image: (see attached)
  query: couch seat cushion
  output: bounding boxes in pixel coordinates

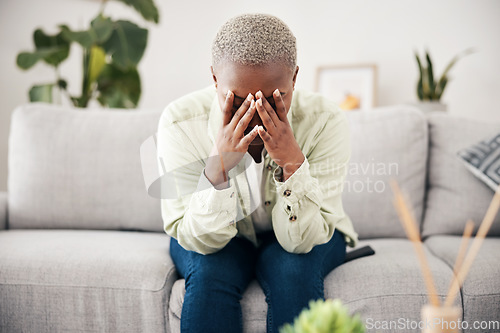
[425,235,500,330]
[168,238,457,333]
[0,230,177,333]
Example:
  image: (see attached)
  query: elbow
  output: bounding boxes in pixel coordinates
[165,223,237,255]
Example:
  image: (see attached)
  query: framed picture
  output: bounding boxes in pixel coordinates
[315,64,377,111]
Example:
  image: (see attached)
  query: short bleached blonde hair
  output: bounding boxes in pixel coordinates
[212,13,297,72]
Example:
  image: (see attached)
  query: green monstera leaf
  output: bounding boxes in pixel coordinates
[29,84,54,103]
[17,47,63,70]
[97,63,141,108]
[60,15,113,48]
[102,20,148,70]
[113,0,159,23]
[16,29,70,69]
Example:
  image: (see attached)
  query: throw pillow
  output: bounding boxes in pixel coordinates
[457,132,500,191]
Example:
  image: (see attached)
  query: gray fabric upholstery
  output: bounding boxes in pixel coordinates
[3,102,500,333]
[425,236,500,333]
[423,114,500,237]
[7,103,163,232]
[168,239,458,333]
[0,191,7,230]
[343,106,428,239]
[0,230,177,333]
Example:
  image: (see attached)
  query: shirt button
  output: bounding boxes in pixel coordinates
[266,165,272,170]
[264,201,271,206]
[283,189,291,197]
[289,215,297,222]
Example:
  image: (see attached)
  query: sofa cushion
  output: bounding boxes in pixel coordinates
[326,239,459,329]
[168,238,456,333]
[343,106,428,239]
[8,103,163,232]
[0,230,177,332]
[423,114,500,238]
[425,236,500,331]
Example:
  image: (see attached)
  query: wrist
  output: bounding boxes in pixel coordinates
[204,167,229,189]
[282,153,305,181]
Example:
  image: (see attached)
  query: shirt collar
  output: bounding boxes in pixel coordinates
[207,88,295,146]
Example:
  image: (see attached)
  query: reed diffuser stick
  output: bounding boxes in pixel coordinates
[390,180,440,306]
[442,220,474,307]
[444,187,500,307]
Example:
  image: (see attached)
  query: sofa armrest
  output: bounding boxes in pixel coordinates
[0,191,7,230]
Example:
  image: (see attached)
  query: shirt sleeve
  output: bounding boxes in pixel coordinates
[157,111,239,255]
[270,110,355,253]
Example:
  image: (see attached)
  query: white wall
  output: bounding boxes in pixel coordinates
[1,0,500,191]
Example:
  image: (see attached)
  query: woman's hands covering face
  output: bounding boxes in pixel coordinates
[255,89,305,180]
[205,91,260,186]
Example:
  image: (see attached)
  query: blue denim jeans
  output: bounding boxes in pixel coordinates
[169,229,346,333]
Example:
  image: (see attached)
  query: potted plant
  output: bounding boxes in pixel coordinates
[414,48,474,112]
[279,298,365,333]
[16,0,159,109]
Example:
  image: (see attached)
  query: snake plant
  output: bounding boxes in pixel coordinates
[415,48,474,101]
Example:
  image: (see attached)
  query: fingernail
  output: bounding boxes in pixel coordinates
[227,90,232,98]
[250,99,255,108]
[256,91,262,98]
[257,98,262,106]
[247,93,253,101]
[253,124,259,131]
[274,89,280,96]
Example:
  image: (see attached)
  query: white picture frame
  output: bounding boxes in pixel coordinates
[315,64,377,111]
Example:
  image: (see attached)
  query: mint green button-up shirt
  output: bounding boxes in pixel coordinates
[157,85,359,255]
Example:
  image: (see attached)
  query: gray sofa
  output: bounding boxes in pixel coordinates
[1,103,499,333]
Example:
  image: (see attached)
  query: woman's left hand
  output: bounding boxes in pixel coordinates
[255,89,305,181]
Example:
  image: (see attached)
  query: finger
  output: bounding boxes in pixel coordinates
[240,124,260,148]
[229,93,253,130]
[273,89,289,124]
[257,125,273,143]
[256,98,276,133]
[222,90,234,126]
[255,91,280,126]
[234,99,256,138]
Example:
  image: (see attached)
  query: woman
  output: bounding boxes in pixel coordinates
[157,13,359,333]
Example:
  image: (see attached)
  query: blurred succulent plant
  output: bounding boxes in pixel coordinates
[16,0,159,108]
[415,48,474,102]
[279,298,365,333]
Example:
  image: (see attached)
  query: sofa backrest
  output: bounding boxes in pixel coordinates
[422,113,500,238]
[7,103,431,237]
[8,103,164,232]
[343,106,428,239]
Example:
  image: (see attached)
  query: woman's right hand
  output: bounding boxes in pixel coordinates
[205,90,259,188]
